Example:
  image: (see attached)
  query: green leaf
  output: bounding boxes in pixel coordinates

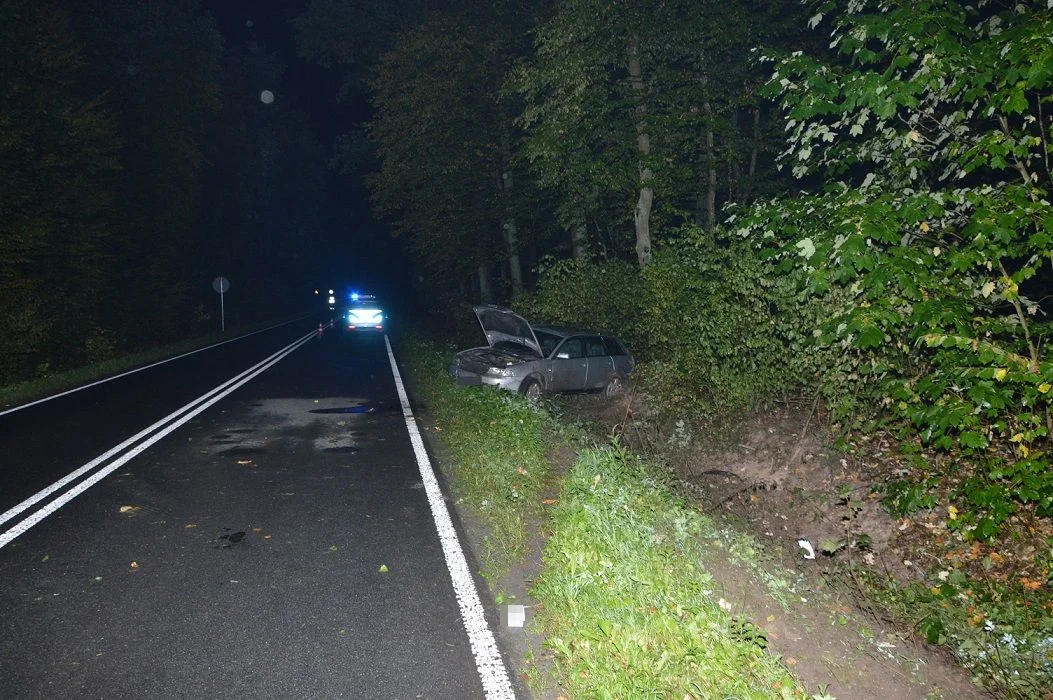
[958,431,988,449]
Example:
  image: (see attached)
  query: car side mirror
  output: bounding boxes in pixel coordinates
[556,352,570,359]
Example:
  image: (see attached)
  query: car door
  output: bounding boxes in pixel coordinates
[548,336,587,391]
[584,335,613,389]
[603,335,634,377]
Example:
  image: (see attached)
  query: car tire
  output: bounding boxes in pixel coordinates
[520,378,542,401]
[603,375,624,399]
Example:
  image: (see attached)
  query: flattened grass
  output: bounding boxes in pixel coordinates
[534,443,804,699]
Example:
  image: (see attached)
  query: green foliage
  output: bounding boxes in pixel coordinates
[509,0,805,259]
[639,228,798,420]
[67,0,226,344]
[0,0,332,384]
[881,477,939,517]
[519,227,803,422]
[514,257,646,346]
[734,0,1053,539]
[532,443,804,698]
[0,1,121,383]
[863,565,1053,698]
[365,5,550,300]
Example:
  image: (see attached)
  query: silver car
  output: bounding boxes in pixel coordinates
[449,305,634,400]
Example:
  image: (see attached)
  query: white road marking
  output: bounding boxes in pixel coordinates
[0,316,312,418]
[384,335,516,700]
[0,329,318,549]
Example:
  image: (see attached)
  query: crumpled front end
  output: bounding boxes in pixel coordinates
[449,348,529,392]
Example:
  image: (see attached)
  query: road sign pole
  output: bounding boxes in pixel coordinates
[212,276,231,333]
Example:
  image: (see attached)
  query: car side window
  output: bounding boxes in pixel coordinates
[558,337,584,359]
[586,336,606,357]
[602,336,628,356]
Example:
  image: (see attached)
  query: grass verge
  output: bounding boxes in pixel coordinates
[399,336,550,580]
[534,442,805,698]
[400,335,806,697]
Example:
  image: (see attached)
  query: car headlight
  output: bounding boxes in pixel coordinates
[486,366,515,378]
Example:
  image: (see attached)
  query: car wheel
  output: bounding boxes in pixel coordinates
[520,378,542,401]
[603,375,624,399]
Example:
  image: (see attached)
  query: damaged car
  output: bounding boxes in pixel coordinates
[449,305,634,400]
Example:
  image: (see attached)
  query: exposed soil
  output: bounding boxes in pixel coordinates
[556,390,992,700]
[420,383,1000,699]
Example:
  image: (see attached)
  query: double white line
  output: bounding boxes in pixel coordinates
[0,328,320,550]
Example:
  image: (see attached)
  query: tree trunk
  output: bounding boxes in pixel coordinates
[628,35,653,268]
[500,170,523,296]
[572,223,587,259]
[745,106,760,200]
[705,119,716,232]
[477,264,492,303]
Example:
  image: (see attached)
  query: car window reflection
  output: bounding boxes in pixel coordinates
[558,337,584,359]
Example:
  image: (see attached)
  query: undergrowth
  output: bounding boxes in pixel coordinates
[401,334,809,696]
[532,442,806,698]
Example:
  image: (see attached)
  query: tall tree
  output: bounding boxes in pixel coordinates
[0,0,121,381]
[367,5,544,301]
[510,0,802,264]
[64,0,224,343]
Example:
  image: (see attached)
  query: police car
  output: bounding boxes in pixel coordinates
[345,293,385,332]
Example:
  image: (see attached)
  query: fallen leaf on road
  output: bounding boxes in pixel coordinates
[184,523,197,529]
[129,561,139,570]
[378,564,389,573]
[119,505,141,515]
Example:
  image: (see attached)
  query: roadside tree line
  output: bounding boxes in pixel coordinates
[0,0,330,384]
[299,0,1053,544]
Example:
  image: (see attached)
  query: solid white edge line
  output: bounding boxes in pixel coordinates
[0,331,318,549]
[0,315,314,418]
[383,335,516,700]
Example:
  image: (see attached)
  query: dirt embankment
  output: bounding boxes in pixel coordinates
[560,392,990,700]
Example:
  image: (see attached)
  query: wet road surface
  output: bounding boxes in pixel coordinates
[0,323,513,699]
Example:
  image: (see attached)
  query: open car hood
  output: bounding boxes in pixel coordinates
[473,305,542,357]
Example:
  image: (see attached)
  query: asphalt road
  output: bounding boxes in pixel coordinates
[0,321,515,699]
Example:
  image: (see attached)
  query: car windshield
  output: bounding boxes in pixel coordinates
[534,330,561,357]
